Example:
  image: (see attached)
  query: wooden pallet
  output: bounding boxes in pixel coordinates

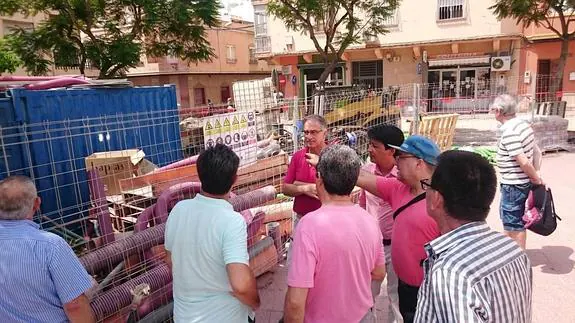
[411,114,459,151]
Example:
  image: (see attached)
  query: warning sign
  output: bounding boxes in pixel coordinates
[202,111,258,167]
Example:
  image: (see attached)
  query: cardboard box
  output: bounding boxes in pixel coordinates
[85,149,152,195]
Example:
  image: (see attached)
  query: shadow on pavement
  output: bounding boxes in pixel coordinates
[527,246,575,275]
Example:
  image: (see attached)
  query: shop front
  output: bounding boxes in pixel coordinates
[426,54,493,112]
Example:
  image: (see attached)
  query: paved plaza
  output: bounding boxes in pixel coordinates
[255,125,575,322]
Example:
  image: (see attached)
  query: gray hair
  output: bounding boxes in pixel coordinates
[303,114,327,129]
[317,145,362,196]
[491,94,517,116]
[0,176,38,220]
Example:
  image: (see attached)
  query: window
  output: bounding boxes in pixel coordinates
[226,45,237,64]
[254,11,268,36]
[352,61,384,90]
[383,9,400,27]
[312,18,324,34]
[147,55,159,63]
[221,86,231,103]
[255,36,271,53]
[2,20,34,35]
[249,47,257,64]
[194,88,206,106]
[437,0,465,21]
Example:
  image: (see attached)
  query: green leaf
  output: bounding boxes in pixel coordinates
[5,0,220,78]
[267,0,400,84]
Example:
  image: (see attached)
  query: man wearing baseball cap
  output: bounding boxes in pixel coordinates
[356,135,441,323]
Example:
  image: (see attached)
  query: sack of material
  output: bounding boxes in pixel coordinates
[523,185,561,236]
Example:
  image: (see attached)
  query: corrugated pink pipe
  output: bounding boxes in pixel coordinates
[87,170,115,245]
[79,224,166,275]
[135,282,173,318]
[24,77,91,90]
[153,182,202,225]
[80,186,277,275]
[230,185,277,213]
[153,155,199,172]
[0,75,81,81]
[89,263,171,321]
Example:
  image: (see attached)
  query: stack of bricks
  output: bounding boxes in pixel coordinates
[524,115,570,151]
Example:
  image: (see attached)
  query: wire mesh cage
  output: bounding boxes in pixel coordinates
[0,72,569,322]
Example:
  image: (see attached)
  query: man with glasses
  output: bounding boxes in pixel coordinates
[359,125,405,323]
[355,135,441,323]
[415,150,532,323]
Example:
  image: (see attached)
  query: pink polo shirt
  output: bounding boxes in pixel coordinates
[376,177,439,287]
[284,147,321,215]
[359,163,396,240]
[288,204,385,323]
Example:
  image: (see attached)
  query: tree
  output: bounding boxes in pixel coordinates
[491,0,575,97]
[0,38,22,75]
[267,0,399,86]
[5,0,220,78]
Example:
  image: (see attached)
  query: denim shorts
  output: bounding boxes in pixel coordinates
[500,183,531,231]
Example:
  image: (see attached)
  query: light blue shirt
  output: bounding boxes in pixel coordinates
[165,194,250,322]
[0,219,93,323]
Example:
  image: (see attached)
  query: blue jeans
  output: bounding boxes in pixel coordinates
[500,183,531,231]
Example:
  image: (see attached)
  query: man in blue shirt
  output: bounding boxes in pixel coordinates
[165,144,260,322]
[0,175,95,323]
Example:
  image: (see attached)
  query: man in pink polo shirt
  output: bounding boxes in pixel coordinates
[356,135,441,323]
[283,115,328,219]
[284,145,386,323]
[359,125,405,323]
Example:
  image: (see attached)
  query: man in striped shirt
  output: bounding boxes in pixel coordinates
[0,176,96,323]
[493,94,543,249]
[415,150,532,323]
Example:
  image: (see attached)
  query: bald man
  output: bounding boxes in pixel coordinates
[0,176,95,323]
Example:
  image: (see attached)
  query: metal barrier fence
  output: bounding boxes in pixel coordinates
[0,73,568,321]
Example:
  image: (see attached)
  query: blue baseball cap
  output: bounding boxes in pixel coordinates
[388,135,441,166]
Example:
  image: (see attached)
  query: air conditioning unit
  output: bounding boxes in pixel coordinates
[491,56,511,72]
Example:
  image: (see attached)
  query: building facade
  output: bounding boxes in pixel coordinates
[128,17,275,109]
[253,0,527,111]
[2,14,274,109]
[0,13,99,77]
[519,15,575,106]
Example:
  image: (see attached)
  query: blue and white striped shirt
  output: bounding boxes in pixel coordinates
[0,220,93,323]
[414,222,532,323]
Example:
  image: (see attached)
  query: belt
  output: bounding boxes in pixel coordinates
[383,239,392,246]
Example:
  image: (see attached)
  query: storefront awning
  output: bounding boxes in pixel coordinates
[428,56,491,67]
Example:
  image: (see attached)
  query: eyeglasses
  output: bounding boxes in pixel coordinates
[303,129,323,135]
[420,179,433,191]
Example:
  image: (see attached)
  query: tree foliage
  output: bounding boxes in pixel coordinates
[5,0,221,78]
[0,38,22,75]
[267,0,400,85]
[490,0,575,95]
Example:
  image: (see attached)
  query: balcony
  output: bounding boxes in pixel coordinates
[255,36,271,54]
[383,10,400,28]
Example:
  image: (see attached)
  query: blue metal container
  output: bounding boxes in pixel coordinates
[0,85,183,230]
